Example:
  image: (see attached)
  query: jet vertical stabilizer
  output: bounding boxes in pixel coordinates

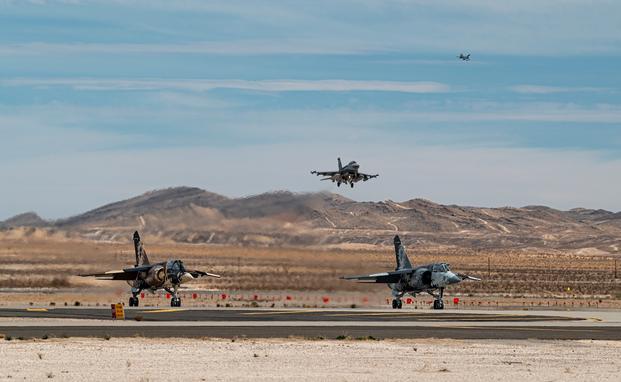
[133,231,150,266]
[394,235,412,270]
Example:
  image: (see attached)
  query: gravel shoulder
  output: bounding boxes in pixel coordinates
[1,338,620,381]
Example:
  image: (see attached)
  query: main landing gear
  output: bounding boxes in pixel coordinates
[129,288,141,307]
[430,288,445,310]
[391,299,403,309]
[128,296,140,307]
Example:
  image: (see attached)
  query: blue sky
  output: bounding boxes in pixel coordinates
[1,0,620,219]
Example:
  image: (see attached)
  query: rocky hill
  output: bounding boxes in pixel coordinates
[1,187,620,253]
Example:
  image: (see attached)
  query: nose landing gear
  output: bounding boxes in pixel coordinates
[430,288,445,310]
[171,297,181,307]
[391,299,403,309]
[168,285,182,307]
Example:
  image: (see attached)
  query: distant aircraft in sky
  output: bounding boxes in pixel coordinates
[458,53,471,61]
[341,235,481,309]
[311,158,379,188]
[81,231,220,307]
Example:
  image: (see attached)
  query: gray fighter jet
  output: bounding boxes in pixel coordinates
[341,235,480,309]
[81,231,220,307]
[458,53,471,61]
[311,158,378,188]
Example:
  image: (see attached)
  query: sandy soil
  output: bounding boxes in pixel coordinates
[1,237,619,309]
[1,338,620,381]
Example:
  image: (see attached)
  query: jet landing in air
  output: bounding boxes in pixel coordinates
[81,231,220,307]
[341,235,480,309]
[310,157,378,188]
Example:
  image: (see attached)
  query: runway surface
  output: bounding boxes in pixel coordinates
[1,307,620,340]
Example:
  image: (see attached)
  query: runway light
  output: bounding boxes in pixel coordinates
[192,293,198,299]
[286,295,292,301]
[406,298,413,304]
[453,297,460,305]
[322,296,330,304]
[165,293,171,299]
[140,293,145,299]
[221,294,228,300]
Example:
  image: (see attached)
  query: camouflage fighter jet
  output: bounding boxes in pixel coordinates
[458,53,471,61]
[81,231,220,307]
[341,235,480,309]
[311,157,378,188]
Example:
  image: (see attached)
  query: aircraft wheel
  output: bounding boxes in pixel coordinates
[350,183,354,188]
[397,300,403,309]
[391,299,398,309]
[337,182,341,187]
[171,297,181,307]
[433,300,444,310]
[128,297,137,307]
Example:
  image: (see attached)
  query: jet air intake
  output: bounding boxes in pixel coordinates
[145,265,166,286]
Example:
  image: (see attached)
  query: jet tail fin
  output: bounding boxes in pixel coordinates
[133,231,150,266]
[394,235,412,270]
[337,157,343,172]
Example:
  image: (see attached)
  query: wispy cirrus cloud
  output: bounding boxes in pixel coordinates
[0,78,451,93]
[0,40,383,56]
[510,85,611,94]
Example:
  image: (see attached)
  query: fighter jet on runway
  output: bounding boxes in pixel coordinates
[458,53,471,61]
[81,231,220,307]
[341,235,480,309]
[311,158,378,188]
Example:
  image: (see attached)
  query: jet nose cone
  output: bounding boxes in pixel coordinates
[179,272,195,283]
[448,273,461,284]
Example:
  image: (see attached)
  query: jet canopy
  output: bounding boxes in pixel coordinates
[431,263,450,272]
[166,260,186,282]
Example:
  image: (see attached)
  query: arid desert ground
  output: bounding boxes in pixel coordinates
[0,234,619,308]
[1,337,620,381]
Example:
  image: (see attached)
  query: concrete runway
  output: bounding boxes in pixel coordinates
[1,307,620,340]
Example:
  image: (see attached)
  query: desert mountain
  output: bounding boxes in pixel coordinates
[1,187,620,253]
[0,212,47,228]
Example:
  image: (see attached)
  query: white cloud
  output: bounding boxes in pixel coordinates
[0,40,381,56]
[0,78,451,93]
[1,1,620,55]
[510,85,610,94]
